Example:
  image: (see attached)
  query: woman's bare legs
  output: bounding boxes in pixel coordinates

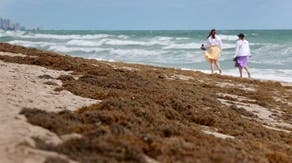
[244,66,251,78]
[238,66,251,78]
[239,67,243,78]
[209,60,222,75]
[215,60,222,74]
[210,60,215,74]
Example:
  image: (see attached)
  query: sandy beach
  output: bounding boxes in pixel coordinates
[0,43,291,162]
[0,52,99,163]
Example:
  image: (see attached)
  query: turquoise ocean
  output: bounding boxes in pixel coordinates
[1,30,291,82]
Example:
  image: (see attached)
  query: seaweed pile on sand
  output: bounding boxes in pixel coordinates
[0,43,291,162]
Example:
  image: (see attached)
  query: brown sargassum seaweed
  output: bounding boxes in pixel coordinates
[0,43,291,163]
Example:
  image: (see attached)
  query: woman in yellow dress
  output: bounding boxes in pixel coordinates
[201,29,223,74]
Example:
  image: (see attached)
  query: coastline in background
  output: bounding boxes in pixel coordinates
[0,17,25,31]
[1,30,291,82]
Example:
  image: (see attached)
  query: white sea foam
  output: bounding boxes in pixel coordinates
[105,40,147,46]
[8,40,57,47]
[252,43,292,57]
[90,57,116,62]
[175,37,190,40]
[0,30,27,38]
[283,47,292,55]
[48,45,105,53]
[217,34,238,41]
[184,68,292,82]
[28,33,111,40]
[88,57,105,61]
[163,43,201,49]
[222,43,235,49]
[247,69,292,82]
[66,39,105,46]
[250,60,285,66]
[117,35,129,39]
[155,36,173,41]
[104,39,169,46]
[163,42,235,50]
[103,36,174,46]
[221,68,292,82]
[109,48,163,56]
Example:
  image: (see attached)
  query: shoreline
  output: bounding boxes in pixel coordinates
[87,55,292,84]
[2,29,292,84]
[0,43,291,162]
[88,57,292,84]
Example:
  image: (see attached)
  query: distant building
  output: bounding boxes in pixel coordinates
[0,17,26,30]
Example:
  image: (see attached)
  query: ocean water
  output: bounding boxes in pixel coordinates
[1,30,292,82]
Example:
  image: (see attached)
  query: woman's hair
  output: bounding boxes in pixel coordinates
[207,29,216,38]
[238,33,245,39]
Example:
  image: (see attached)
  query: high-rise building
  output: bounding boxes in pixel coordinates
[0,18,2,29]
[0,17,26,30]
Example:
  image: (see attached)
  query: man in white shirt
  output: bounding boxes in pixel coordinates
[233,33,251,78]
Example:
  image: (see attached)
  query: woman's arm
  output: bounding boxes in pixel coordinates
[234,41,240,58]
[205,37,211,48]
[247,41,251,56]
[218,37,223,50]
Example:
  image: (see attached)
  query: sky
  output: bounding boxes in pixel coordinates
[0,0,292,30]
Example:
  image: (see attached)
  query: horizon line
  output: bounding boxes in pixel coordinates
[24,28,292,31]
